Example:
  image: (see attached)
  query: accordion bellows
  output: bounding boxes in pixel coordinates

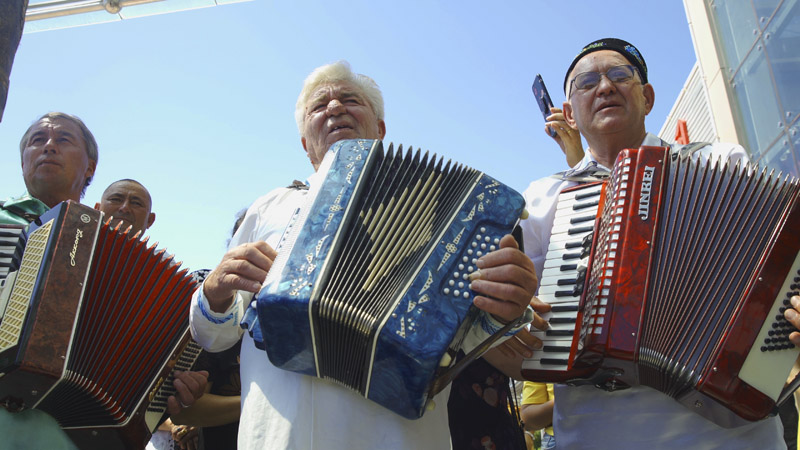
[0,201,197,449]
[248,139,525,419]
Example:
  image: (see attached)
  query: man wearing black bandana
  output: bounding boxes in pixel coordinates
[516,38,792,449]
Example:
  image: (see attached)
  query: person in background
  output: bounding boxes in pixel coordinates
[95,179,207,450]
[520,382,555,449]
[94,178,156,235]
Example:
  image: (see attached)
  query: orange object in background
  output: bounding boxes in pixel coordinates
[675,119,690,145]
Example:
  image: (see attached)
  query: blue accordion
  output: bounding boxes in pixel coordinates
[242,139,524,418]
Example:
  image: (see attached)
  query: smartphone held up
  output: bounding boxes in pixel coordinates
[532,74,556,138]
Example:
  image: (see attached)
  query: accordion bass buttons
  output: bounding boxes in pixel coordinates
[442,231,507,300]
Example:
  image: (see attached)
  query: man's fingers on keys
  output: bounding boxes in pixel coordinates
[530,295,551,313]
[513,329,542,355]
[530,312,549,331]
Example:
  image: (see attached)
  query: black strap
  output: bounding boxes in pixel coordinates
[551,161,610,183]
[286,180,309,190]
[512,224,524,253]
[509,380,528,449]
[0,200,41,224]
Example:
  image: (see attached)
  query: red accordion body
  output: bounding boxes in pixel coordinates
[522,146,800,427]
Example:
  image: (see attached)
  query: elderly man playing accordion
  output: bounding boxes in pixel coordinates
[189,61,542,450]
[515,38,800,449]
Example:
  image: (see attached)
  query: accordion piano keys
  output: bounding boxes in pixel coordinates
[525,183,603,375]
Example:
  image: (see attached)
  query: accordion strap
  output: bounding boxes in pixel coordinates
[286,180,309,190]
[551,140,710,183]
[429,314,529,397]
[778,369,800,408]
[0,200,41,224]
[551,161,610,183]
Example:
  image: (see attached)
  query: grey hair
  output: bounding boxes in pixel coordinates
[19,112,99,195]
[294,61,384,134]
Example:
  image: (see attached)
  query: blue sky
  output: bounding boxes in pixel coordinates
[0,0,696,271]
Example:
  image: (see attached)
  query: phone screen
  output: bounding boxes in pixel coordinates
[532,74,556,137]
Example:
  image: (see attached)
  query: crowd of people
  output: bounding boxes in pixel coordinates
[1,37,799,450]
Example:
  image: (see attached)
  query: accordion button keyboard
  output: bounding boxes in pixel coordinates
[527,184,602,370]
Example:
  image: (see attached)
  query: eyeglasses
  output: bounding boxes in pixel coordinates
[569,65,639,97]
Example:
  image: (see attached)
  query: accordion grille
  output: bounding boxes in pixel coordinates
[0,221,52,353]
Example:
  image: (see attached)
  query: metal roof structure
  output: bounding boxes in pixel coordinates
[25,0,250,33]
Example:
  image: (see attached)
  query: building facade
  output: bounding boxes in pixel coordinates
[661,0,799,177]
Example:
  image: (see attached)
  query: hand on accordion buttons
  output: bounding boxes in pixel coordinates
[784,295,800,348]
[204,240,277,313]
[468,234,538,324]
[167,369,209,415]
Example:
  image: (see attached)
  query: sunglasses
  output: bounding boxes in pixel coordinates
[569,65,639,97]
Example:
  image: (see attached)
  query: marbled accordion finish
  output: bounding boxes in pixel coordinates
[245,139,524,418]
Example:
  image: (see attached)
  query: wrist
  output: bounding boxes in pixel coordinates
[195,287,240,325]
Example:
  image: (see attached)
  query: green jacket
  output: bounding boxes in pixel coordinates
[0,193,49,225]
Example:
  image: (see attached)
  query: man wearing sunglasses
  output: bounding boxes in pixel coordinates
[516,38,790,448]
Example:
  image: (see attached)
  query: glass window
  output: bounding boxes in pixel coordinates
[789,126,800,176]
[730,42,783,156]
[763,0,800,126]
[709,0,760,71]
[753,0,781,28]
[758,131,798,176]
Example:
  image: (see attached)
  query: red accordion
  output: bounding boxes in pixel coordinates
[522,146,800,427]
[0,201,198,449]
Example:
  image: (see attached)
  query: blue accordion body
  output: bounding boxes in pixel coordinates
[242,139,524,418]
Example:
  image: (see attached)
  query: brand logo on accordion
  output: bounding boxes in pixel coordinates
[638,166,656,220]
[70,228,83,267]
